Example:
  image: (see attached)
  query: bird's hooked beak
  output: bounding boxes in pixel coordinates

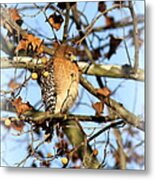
[70,54,77,62]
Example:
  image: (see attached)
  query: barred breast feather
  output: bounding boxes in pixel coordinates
[39,61,56,113]
[39,57,79,114]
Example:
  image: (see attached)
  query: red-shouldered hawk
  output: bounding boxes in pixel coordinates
[39,44,79,114]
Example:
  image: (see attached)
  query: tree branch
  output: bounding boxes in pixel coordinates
[129,1,139,71]
[0,98,121,125]
[0,8,55,56]
[62,3,70,42]
[0,33,14,56]
[80,76,144,131]
[0,57,144,81]
[79,62,144,81]
[113,129,127,169]
[76,4,128,44]
[92,15,144,32]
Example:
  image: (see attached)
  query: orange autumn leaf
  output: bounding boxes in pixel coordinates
[15,39,27,53]
[15,34,43,55]
[12,97,33,114]
[8,79,21,90]
[92,102,104,116]
[11,121,25,132]
[25,34,43,52]
[9,8,23,26]
[105,16,115,27]
[93,149,99,156]
[47,13,64,31]
[96,87,112,97]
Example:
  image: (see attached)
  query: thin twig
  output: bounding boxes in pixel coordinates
[88,120,125,142]
[63,3,70,42]
[76,4,128,45]
[129,1,139,71]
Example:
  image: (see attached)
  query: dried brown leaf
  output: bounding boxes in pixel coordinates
[47,13,64,31]
[15,34,43,55]
[92,101,104,116]
[57,2,76,10]
[11,121,25,132]
[105,16,115,27]
[96,87,112,97]
[105,34,122,59]
[9,8,23,26]
[98,2,107,13]
[91,48,101,60]
[8,79,21,90]
[12,97,33,114]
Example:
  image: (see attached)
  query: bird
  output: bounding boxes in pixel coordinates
[39,44,79,114]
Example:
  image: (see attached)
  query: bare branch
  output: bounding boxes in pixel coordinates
[0,33,14,56]
[76,4,128,44]
[79,62,144,82]
[62,3,70,42]
[92,15,144,32]
[80,76,144,131]
[129,1,139,71]
[88,120,125,142]
[0,57,144,81]
[0,109,120,125]
[114,129,127,169]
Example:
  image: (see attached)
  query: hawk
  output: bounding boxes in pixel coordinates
[39,44,79,114]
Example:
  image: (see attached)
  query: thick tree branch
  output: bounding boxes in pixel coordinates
[79,62,144,81]
[80,76,144,131]
[1,7,144,82]
[0,109,122,169]
[0,57,144,81]
[0,98,120,125]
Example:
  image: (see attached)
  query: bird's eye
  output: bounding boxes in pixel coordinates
[67,52,72,56]
[65,52,72,59]
[65,51,77,61]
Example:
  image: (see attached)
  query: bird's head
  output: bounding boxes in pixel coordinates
[54,44,77,62]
